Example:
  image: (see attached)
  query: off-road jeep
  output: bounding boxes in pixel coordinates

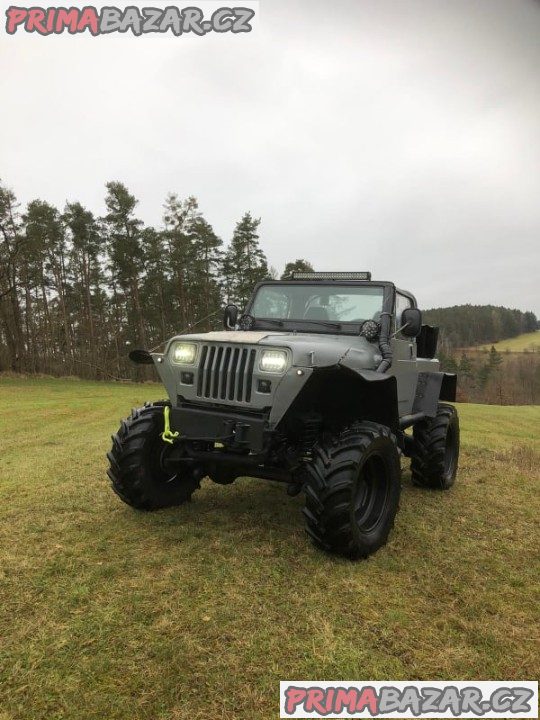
[107,271,459,559]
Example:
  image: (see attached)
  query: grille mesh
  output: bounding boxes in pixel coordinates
[197,344,256,403]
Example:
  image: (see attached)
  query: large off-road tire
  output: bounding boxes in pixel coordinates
[410,403,460,489]
[302,422,401,560]
[107,401,201,510]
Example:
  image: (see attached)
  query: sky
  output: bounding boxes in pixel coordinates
[1,0,539,314]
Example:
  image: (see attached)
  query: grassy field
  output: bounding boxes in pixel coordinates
[476,331,540,353]
[1,377,539,720]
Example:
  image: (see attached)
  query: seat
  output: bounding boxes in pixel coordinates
[304,306,330,320]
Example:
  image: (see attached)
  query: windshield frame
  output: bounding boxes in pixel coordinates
[243,280,397,335]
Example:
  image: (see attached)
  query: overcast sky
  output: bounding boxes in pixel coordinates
[1,0,539,314]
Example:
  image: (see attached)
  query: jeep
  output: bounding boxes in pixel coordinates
[107,271,459,559]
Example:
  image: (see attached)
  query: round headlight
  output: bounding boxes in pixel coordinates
[171,342,197,365]
[260,349,287,373]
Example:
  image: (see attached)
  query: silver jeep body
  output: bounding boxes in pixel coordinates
[151,277,455,458]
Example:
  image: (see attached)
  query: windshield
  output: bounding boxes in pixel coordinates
[250,284,384,323]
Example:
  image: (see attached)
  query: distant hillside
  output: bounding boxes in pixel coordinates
[477,331,540,353]
[423,304,538,351]
[422,308,540,405]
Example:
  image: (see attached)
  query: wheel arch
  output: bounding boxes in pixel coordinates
[276,366,400,433]
[412,371,457,418]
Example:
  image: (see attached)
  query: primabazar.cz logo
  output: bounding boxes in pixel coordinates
[280,681,539,719]
[4,3,256,36]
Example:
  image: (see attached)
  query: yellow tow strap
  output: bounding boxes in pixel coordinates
[161,405,179,444]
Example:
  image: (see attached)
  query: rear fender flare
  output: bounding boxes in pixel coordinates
[412,371,457,417]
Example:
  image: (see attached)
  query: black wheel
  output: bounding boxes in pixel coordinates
[107,401,201,510]
[302,422,401,560]
[410,403,460,489]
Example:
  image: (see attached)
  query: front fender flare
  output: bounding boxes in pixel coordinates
[275,364,400,433]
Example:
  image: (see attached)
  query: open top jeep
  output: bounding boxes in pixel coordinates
[107,271,459,559]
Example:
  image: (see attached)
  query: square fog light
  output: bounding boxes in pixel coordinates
[257,379,272,394]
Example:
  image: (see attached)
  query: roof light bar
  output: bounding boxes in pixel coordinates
[290,271,372,281]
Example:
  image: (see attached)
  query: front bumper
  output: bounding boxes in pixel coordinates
[169,404,269,452]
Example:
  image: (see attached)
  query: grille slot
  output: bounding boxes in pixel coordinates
[197,344,256,403]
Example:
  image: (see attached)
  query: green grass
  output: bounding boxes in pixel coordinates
[477,331,540,352]
[1,377,539,720]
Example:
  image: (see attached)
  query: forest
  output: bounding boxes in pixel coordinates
[0,179,277,379]
[1,178,538,403]
[424,305,538,352]
[422,305,539,405]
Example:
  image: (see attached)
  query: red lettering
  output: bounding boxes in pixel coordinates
[284,687,307,715]
[55,7,78,32]
[78,6,98,34]
[5,6,27,33]
[46,7,55,32]
[305,688,326,714]
[356,687,378,714]
[326,687,336,710]
[335,688,360,713]
[27,7,47,33]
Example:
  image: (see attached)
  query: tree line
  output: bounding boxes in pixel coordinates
[423,304,538,352]
[1,179,305,379]
[438,345,539,406]
[1,176,537,403]
[422,306,539,405]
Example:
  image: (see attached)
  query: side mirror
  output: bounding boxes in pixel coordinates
[223,304,239,330]
[401,307,422,337]
[128,349,154,365]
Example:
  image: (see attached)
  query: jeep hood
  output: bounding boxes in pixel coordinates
[168,330,380,370]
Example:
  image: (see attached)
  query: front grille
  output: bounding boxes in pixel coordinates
[196,344,256,403]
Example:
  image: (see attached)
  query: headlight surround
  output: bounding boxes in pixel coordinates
[171,342,198,365]
[259,349,288,374]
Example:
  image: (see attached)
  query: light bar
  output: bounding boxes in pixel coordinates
[290,271,372,281]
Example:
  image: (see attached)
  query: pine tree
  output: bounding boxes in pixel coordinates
[25,200,73,371]
[140,226,170,345]
[458,352,476,399]
[459,353,474,380]
[487,345,504,404]
[488,345,503,370]
[103,182,147,355]
[163,193,200,328]
[438,350,458,373]
[281,259,314,279]
[190,216,223,329]
[223,212,268,307]
[0,181,25,371]
[478,363,490,389]
[63,202,103,376]
[20,199,52,372]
